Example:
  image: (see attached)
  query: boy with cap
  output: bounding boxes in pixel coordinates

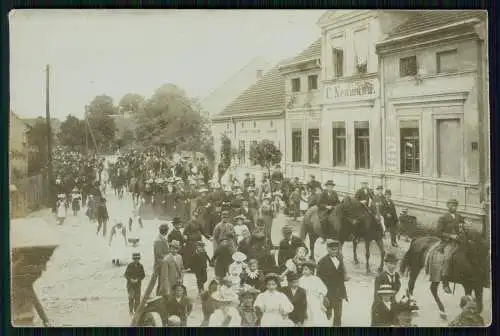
[281,272,307,326]
[124,252,146,315]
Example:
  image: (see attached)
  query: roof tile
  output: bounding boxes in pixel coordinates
[281,38,322,66]
[216,66,285,117]
[387,10,486,40]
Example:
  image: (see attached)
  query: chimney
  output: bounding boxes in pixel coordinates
[256,69,263,80]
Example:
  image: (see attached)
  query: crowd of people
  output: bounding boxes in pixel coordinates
[48,147,485,327]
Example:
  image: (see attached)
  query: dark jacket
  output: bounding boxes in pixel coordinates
[165,296,192,326]
[277,236,306,271]
[212,245,232,278]
[354,188,374,204]
[124,261,145,286]
[153,235,170,268]
[371,300,395,327]
[437,212,465,241]
[380,199,398,227]
[449,311,485,327]
[318,190,340,210]
[373,271,401,302]
[281,286,307,324]
[316,255,348,302]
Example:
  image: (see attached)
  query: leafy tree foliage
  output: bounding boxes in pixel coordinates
[134,84,214,159]
[249,139,282,176]
[119,93,145,115]
[58,115,86,151]
[86,95,117,152]
[26,117,56,174]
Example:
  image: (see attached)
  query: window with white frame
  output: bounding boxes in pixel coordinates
[354,121,370,169]
[308,75,318,91]
[292,129,302,162]
[291,78,301,92]
[353,29,368,74]
[308,128,320,164]
[400,120,420,174]
[332,122,346,167]
[437,49,459,73]
[333,48,344,78]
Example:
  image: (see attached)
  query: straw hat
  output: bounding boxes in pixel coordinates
[232,251,247,262]
[211,289,239,303]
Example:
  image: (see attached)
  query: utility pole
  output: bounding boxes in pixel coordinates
[45,64,53,207]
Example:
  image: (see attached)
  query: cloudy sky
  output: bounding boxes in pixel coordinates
[10,9,325,119]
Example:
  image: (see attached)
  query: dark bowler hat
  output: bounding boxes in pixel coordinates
[326,239,340,248]
[447,198,459,206]
[286,272,300,282]
[172,217,182,225]
[324,180,335,186]
[132,252,141,260]
[384,252,399,263]
[172,282,187,292]
[385,189,392,195]
[263,273,280,284]
[376,185,384,190]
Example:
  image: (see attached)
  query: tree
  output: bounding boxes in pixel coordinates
[26,117,55,174]
[86,95,118,152]
[134,83,213,157]
[58,115,86,150]
[116,127,135,149]
[249,139,282,178]
[217,134,232,184]
[119,93,145,115]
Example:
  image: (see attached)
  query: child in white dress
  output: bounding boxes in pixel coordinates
[253,273,294,327]
[227,252,247,290]
[233,215,249,245]
[298,260,330,326]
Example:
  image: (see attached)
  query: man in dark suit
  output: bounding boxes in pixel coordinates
[277,226,306,271]
[316,239,348,326]
[317,180,340,238]
[281,272,307,326]
[373,252,401,302]
[380,190,399,246]
[436,198,465,294]
[354,181,374,207]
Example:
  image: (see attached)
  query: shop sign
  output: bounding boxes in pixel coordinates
[325,79,377,101]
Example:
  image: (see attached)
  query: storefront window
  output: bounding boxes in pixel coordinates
[400,121,420,174]
[308,128,320,164]
[354,121,370,169]
[292,129,302,162]
[332,122,346,167]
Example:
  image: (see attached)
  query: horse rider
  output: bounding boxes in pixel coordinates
[354,181,375,207]
[437,198,465,294]
[318,180,340,238]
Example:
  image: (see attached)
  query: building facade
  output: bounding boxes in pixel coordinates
[211,66,286,181]
[376,10,489,231]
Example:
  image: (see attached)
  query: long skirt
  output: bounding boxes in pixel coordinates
[109,235,128,262]
[270,213,287,247]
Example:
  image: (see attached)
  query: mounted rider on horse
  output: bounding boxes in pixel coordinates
[318,180,340,238]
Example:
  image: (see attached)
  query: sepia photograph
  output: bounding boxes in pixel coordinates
[8,9,491,327]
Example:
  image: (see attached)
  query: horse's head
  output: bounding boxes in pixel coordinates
[454,229,490,287]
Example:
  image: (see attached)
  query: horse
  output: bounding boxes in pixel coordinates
[399,230,489,318]
[300,196,385,273]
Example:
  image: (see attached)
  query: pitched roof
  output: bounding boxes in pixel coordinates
[216,65,285,117]
[387,10,486,40]
[280,38,322,67]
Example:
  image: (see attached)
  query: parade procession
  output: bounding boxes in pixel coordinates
[9,9,491,328]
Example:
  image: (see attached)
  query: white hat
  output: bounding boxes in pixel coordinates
[211,290,239,303]
[199,188,208,193]
[232,251,247,262]
[57,194,66,199]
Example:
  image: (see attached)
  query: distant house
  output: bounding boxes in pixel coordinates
[201,56,273,118]
[9,111,29,180]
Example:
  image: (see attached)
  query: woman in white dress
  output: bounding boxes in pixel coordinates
[270,192,287,248]
[253,273,294,327]
[56,194,67,225]
[298,260,330,326]
[108,220,128,266]
[208,288,242,327]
